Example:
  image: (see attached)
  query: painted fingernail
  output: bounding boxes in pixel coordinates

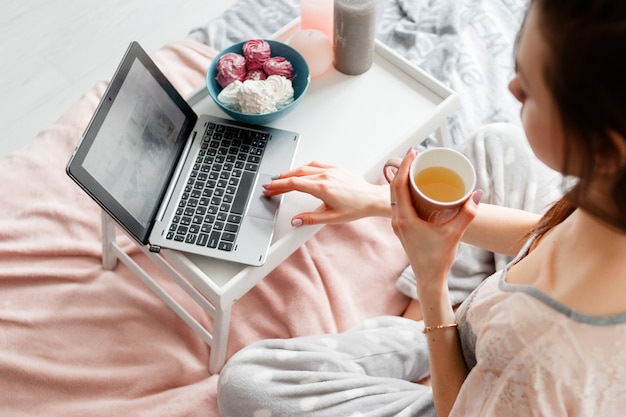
[472,189,484,204]
[291,218,303,228]
[271,174,280,180]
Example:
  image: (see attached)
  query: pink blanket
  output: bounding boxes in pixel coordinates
[0,39,410,416]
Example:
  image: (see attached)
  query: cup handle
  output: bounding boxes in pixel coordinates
[383,157,402,183]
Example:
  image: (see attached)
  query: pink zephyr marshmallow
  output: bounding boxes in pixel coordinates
[243,39,271,71]
[244,69,267,81]
[263,56,293,80]
[216,52,247,88]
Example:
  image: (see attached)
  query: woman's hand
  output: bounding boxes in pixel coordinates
[263,161,390,226]
[389,149,482,295]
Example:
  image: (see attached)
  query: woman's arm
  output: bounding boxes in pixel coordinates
[265,159,541,257]
[463,203,541,257]
[390,148,476,416]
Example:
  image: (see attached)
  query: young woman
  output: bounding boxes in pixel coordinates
[217,0,626,415]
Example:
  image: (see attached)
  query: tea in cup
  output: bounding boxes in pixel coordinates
[384,148,476,224]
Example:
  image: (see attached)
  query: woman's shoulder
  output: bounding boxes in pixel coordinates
[504,216,626,317]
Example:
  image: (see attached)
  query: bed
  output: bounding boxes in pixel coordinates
[0,0,526,415]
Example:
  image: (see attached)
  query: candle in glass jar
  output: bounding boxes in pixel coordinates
[333,0,377,75]
[300,0,334,41]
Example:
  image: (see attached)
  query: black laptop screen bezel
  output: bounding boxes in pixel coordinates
[66,41,198,244]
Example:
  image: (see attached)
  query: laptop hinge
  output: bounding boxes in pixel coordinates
[149,245,161,253]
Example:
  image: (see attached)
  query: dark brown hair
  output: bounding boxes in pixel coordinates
[527,0,626,236]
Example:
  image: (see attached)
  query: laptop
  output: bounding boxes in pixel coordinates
[67,41,300,266]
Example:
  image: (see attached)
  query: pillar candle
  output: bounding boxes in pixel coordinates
[300,0,334,41]
[333,0,377,75]
[289,29,333,78]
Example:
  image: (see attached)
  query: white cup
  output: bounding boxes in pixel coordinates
[384,148,476,224]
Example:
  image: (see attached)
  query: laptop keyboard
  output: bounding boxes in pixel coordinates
[166,122,268,252]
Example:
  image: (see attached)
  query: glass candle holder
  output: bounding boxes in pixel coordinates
[300,0,334,41]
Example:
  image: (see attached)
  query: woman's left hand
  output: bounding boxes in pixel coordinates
[390,148,482,295]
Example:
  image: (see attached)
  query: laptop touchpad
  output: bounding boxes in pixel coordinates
[247,174,279,221]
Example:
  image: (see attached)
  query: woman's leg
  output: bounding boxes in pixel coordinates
[218,316,436,417]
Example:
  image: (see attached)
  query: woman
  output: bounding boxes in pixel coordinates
[218,0,626,415]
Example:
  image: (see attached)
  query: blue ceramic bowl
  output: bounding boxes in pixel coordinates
[207,40,310,125]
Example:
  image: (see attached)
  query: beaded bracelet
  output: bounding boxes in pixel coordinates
[422,323,458,334]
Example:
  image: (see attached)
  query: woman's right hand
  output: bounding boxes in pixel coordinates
[389,148,480,295]
[263,161,391,226]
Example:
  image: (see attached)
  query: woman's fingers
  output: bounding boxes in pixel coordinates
[273,161,335,180]
[390,148,418,216]
[263,175,327,197]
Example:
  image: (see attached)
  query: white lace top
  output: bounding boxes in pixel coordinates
[451,236,626,416]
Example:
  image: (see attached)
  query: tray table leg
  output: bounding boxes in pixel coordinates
[434,123,450,147]
[209,302,233,374]
[98,210,236,374]
[101,211,118,270]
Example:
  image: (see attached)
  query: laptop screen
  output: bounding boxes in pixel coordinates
[67,42,198,243]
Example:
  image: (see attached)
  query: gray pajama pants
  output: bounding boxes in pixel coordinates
[217,123,564,417]
[219,317,435,417]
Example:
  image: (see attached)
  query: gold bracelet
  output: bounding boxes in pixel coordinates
[422,323,458,334]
